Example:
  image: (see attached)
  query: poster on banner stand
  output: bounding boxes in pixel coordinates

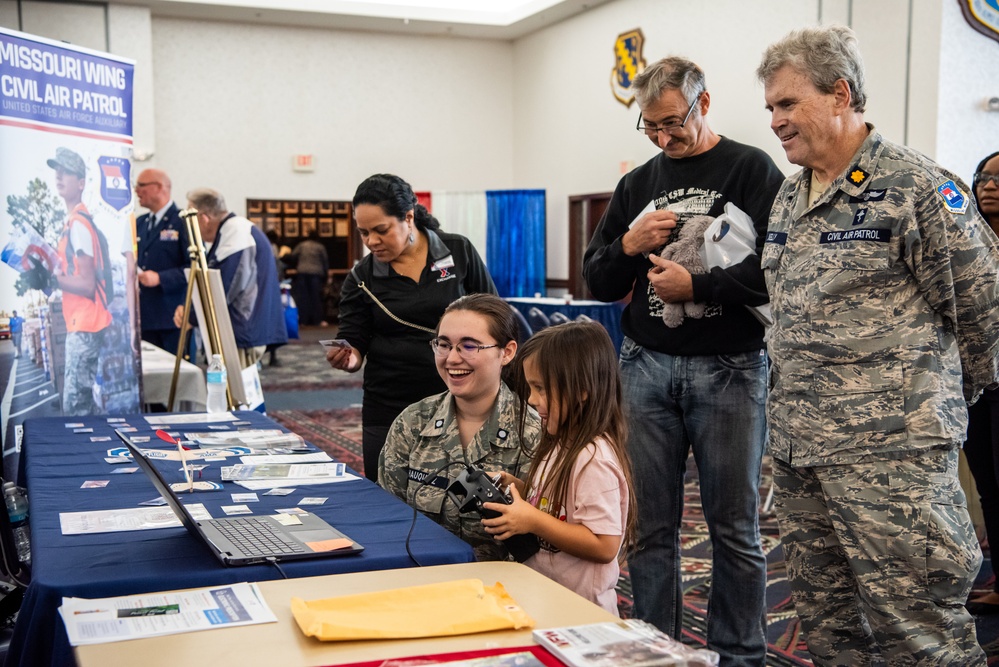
[0,27,141,480]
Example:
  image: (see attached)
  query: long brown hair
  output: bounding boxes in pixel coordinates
[514,322,636,555]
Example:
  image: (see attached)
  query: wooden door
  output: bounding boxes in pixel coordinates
[568,192,612,299]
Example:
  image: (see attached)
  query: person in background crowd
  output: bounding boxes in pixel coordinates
[964,149,999,617]
[328,173,497,481]
[9,310,24,357]
[583,56,783,666]
[290,230,329,327]
[173,188,287,368]
[265,229,291,282]
[264,229,292,367]
[379,294,539,560]
[758,25,999,665]
[135,168,191,358]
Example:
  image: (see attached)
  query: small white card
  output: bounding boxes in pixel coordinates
[221,505,252,516]
[298,497,327,506]
[231,493,259,503]
[263,488,295,496]
[272,513,302,526]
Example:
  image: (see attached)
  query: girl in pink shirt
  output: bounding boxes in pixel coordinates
[482,322,636,614]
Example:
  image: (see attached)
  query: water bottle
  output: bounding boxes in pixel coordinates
[5,487,30,565]
[206,354,228,413]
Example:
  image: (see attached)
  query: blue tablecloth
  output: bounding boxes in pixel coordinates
[7,411,474,667]
[506,297,626,351]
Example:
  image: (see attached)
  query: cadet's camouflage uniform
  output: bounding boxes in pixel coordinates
[378,383,540,561]
[762,127,999,666]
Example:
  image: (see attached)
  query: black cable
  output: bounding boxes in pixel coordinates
[265,556,289,579]
[405,460,467,567]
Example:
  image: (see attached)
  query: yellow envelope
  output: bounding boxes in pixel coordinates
[290,578,534,641]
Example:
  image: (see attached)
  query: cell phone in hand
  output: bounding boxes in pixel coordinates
[319,339,350,349]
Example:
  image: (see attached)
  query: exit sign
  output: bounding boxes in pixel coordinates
[292,154,315,172]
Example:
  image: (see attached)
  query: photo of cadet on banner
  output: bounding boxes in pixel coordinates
[0,27,139,479]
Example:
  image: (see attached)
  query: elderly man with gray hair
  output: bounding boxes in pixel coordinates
[758,24,999,665]
[173,188,286,368]
[583,56,783,666]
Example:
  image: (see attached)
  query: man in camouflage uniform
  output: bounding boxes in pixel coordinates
[757,25,999,665]
[378,381,539,561]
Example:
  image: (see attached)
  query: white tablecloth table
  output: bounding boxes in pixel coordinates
[140,341,207,411]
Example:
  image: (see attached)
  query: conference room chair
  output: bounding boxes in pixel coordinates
[528,307,551,332]
[509,305,533,345]
[548,312,571,326]
[574,314,593,323]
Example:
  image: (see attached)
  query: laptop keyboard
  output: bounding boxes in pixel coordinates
[214,517,308,556]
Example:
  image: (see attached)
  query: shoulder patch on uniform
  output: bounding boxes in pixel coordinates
[848,168,869,185]
[936,180,969,214]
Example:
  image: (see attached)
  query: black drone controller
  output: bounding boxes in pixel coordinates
[446,466,540,562]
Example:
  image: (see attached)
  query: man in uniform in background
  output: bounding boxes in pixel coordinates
[135,169,190,357]
[758,24,999,665]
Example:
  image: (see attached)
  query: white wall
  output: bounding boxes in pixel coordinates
[147,17,515,212]
[510,0,983,281]
[5,0,995,282]
[936,0,999,182]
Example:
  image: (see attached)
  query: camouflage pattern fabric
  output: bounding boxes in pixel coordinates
[773,450,985,666]
[764,126,998,665]
[63,330,105,416]
[763,127,999,467]
[378,383,540,561]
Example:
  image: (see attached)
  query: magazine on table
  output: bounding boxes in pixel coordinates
[533,619,719,667]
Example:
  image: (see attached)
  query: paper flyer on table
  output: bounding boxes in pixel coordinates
[234,474,359,490]
[60,504,212,535]
[59,582,277,646]
[221,462,345,481]
[144,413,238,426]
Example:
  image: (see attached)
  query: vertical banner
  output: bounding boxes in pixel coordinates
[0,27,139,478]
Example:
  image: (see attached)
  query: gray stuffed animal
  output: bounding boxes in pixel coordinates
[658,214,714,328]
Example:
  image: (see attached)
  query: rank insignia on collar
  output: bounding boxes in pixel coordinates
[497,429,508,440]
[435,419,444,429]
[848,168,869,185]
[936,179,969,214]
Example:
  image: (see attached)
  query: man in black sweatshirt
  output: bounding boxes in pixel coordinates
[583,56,784,667]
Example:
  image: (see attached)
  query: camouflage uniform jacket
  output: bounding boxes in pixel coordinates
[763,127,999,467]
[378,383,540,560]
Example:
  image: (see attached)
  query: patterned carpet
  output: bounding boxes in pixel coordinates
[261,336,999,665]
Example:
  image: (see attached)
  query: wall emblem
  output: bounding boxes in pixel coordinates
[958,0,999,44]
[611,29,646,108]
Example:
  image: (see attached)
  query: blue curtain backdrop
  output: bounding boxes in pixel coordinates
[486,189,546,297]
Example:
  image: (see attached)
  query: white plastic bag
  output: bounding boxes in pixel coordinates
[700,202,772,328]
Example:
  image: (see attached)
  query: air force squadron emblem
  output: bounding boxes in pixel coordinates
[611,29,646,108]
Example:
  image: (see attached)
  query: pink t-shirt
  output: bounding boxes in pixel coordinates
[523,437,628,615]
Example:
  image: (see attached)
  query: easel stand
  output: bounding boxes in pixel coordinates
[167,208,233,412]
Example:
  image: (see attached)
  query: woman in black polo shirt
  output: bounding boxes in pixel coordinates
[326,174,497,481]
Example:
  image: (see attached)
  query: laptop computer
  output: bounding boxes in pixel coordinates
[115,430,363,566]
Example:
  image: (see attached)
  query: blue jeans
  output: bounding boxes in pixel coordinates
[621,338,768,667]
